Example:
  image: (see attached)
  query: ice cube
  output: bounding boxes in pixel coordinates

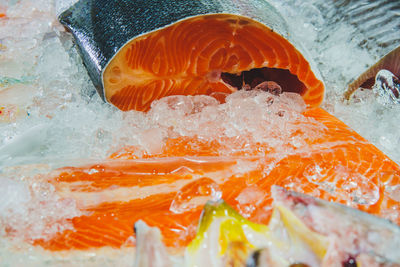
[0,178,31,215]
[373,69,400,106]
[170,177,222,214]
[235,185,266,218]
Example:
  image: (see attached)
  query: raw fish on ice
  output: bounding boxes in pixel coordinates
[1,0,400,264]
[32,92,400,252]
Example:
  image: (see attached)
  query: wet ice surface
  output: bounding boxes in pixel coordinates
[303,164,380,207]
[0,0,400,265]
[0,177,81,240]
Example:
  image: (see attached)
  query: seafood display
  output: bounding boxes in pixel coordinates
[0,0,400,266]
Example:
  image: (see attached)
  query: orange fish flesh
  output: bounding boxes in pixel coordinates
[103,14,324,111]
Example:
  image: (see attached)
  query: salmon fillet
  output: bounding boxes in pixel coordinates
[34,107,400,251]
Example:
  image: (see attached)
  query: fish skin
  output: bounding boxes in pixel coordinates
[316,0,400,57]
[274,0,400,99]
[318,0,400,99]
[59,0,289,103]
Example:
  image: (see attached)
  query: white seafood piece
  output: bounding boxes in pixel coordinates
[134,220,174,267]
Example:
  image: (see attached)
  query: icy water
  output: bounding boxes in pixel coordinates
[0,0,399,265]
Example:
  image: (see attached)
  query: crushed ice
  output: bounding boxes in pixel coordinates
[303,164,380,207]
[170,177,222,214]
[145,90,324,157]
[0,176,81,241]
[0,0,328,251]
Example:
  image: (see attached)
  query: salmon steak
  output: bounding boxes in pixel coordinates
[2,0,400,264]
[102,13,323,111]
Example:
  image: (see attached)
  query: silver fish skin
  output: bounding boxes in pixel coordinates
[318,0,400,96]
[316,0,400,58]
[58,0,289,102]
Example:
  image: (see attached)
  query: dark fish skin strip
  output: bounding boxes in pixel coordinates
[59,0,224,101]
[58,0,288,102]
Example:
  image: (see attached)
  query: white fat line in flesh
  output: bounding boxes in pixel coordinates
[56,141,379,207]
[53,169,238,209]
[51,138,387,209]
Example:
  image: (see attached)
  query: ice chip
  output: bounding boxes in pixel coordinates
[303,164,380,206]
[151,95,194,114]
[382,172,400,202]
[327,167,380,206]
[191,95,219,113]
[373,69,400,106]
[385,184,400,202]
[235,185,266,218]
[138,128,167,154]
[279,92,307,113]
[0,178,31,215]
[337,173,380,206]
[304,164,325,183]
[170,177,222,214]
